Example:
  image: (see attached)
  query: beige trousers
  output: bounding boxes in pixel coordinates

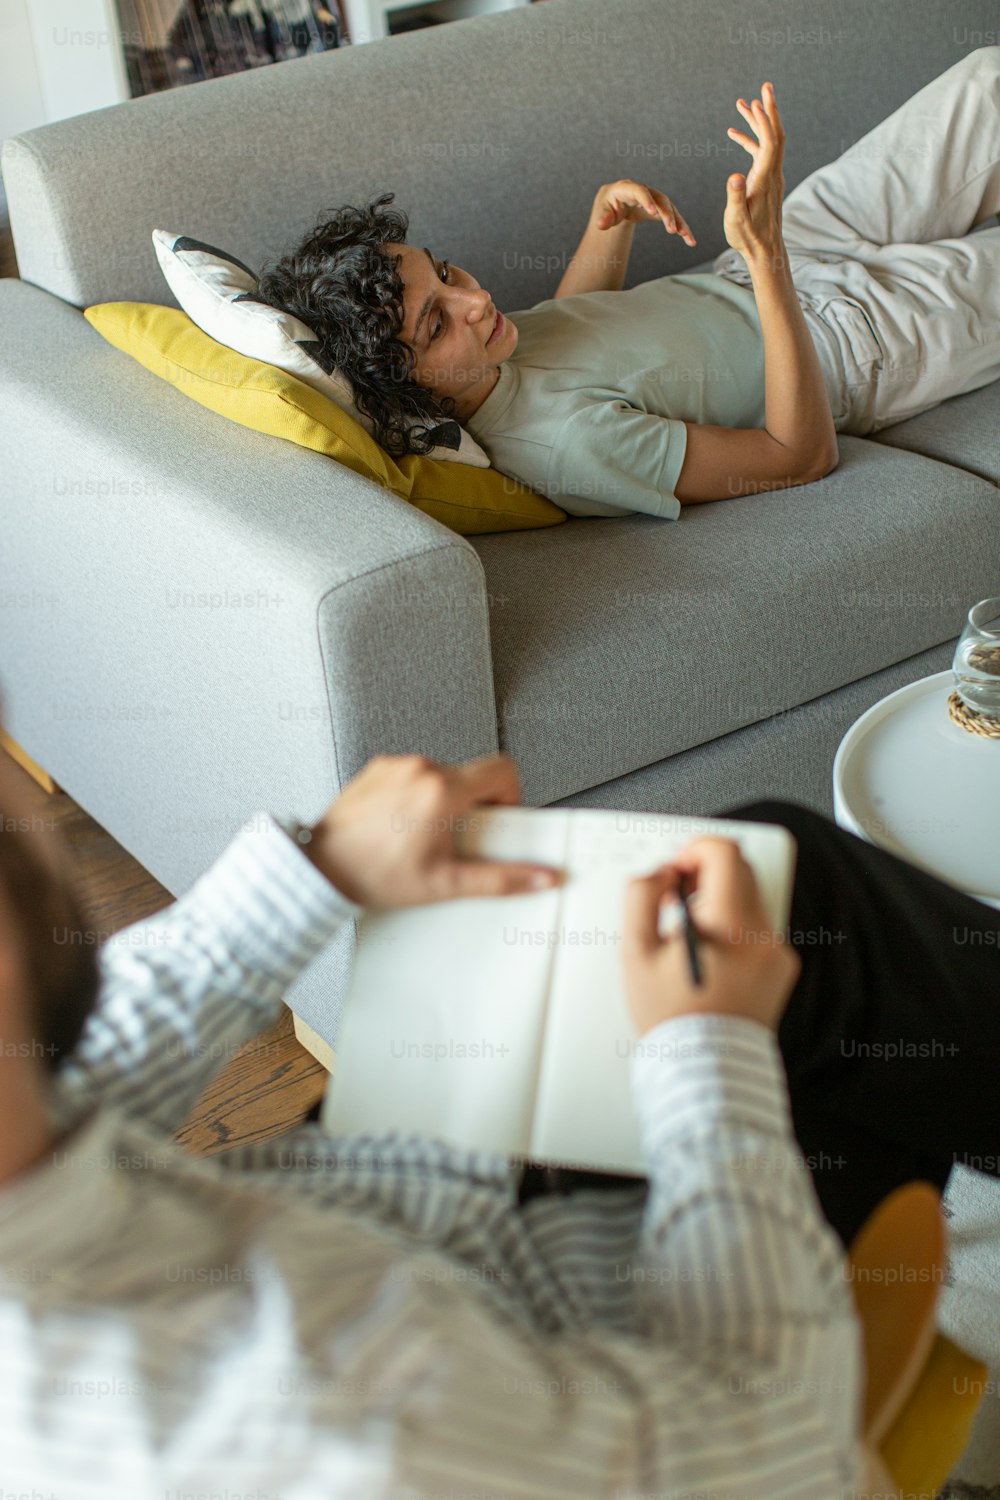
[713,46,1000,434]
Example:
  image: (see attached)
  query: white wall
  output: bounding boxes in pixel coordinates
[0,0,45,139]
[0,0,129,142]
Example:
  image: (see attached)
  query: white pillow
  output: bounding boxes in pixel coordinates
[151,229,490,468]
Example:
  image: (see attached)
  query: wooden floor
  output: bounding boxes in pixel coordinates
[1,182,18,279]
[3,749,327,1155]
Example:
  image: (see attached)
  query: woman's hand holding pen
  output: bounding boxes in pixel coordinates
[620,837,801,1034]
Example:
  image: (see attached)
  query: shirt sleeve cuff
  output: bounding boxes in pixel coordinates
[651,420,687,518]
[629,1013,794,1162]
[182,812,363,991]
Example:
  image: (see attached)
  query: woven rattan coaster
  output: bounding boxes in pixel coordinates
[948,690,1000,739]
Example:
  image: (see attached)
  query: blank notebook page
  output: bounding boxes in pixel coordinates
[528,811,796,1173]
[322,810,567,1155]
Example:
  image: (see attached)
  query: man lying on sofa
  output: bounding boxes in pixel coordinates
[3,728,1000,1497]
[254,50,1000,519]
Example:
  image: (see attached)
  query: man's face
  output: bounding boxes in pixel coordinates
[384,242,518,423]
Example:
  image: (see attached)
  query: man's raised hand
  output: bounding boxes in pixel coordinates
[723,80,787,267]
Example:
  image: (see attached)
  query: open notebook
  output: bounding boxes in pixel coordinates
[321,807,797,1174]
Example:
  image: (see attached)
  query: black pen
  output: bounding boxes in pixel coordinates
[677,871,703,987]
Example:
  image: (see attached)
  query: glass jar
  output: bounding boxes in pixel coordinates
[953,597,1000,718]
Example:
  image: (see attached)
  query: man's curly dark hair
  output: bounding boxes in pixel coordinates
[254,192,459,458]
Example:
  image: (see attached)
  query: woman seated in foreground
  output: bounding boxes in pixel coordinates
[255,48,1000,521]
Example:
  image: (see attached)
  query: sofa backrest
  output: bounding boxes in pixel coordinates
[4,0,996,312]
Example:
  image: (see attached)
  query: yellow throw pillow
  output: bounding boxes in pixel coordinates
[83,302,566,536]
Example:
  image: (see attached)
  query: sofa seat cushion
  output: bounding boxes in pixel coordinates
[472,437,1000,806]
[872,381,1000,486]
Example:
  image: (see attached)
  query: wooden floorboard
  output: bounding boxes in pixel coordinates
[0,181,19,279]
[3,748,327,1152]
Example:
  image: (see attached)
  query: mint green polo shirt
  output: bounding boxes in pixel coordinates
[464,272,766,520]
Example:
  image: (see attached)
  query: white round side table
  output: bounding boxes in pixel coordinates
[833,670,1000,909]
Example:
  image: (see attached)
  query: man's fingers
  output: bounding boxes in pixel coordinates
[736,96,774,150]
[735,98,760,138]
[648,195,676,233]
[762,81,785,141]
[667,207,697,244]
[645,188,696,244]
[669,837,758,933]
[750,96,775,144]
[447,753,523,810]
[622,865,680,959]
[430,859,560,902]
[671,836,785,952]
[727,127,759,157]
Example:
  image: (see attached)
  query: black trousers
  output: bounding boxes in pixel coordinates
[519,800,1000,1249]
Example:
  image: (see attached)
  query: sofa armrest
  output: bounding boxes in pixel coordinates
[0,279,499,1035]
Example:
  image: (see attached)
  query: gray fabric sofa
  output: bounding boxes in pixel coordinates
[2,0,999,1042]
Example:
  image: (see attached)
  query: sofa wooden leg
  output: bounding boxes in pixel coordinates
[0,730,60,794]
[292,1011,337,1076]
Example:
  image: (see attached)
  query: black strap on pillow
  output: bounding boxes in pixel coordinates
[172,235,258,280]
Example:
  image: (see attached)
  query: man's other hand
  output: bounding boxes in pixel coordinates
[621,836,801,1035]
[303,753,561,909]
[592,179,697,246]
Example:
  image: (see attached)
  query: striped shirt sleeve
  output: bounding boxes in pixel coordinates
[377,1014,864,1500]
[50,813,359,1135]
[628,1013,864,1488]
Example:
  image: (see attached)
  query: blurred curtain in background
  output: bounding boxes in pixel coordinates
[115,0,345,96]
